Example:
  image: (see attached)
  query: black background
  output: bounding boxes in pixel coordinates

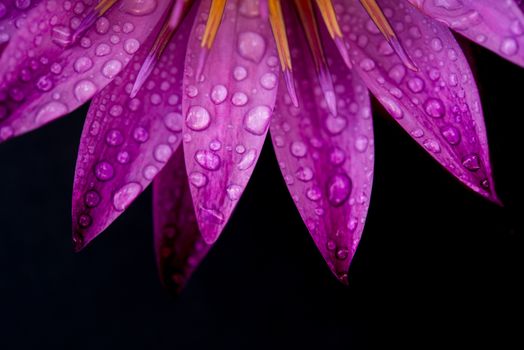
[1,42,523,349]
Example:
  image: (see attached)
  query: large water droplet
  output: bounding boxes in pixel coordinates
[326,174,352,207]
[186,106,211,131]
[237,31,266,63]
[113,182,142,211]
[243,105,271,135]
[195,150,221,171]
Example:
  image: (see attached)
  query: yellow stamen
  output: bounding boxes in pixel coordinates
[314,0,343,39]
[268,0,298,106]
[359,0,418,71]
[294,0,337,115]
[95,0,119,15]
[313,0,351,68]
[268,0,292,71]
[201,0,227,49]
[131,0,193,98]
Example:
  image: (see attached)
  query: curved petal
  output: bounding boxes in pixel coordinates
[332,0,498,201]
[0,1,170,142]
[407,0,524,67]
[270,10,374,283]
[154,147,210,293]
[72,11,194,250]
[182,0,279,244]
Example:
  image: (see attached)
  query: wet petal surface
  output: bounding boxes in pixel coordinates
[0,0,40,54]
[270,6,374,283]
[333,0,498,201]
[154,147,210,293]
[0,0,170,142]
[72,9,192,250]
[182,0,279,244]
[407,0,524,67]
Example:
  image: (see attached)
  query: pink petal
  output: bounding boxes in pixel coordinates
[72,12,194,250]
[270,11,374,283]
[182,0,279,244]
[332,0,498,201]
[0,1,170,142]
[407,0,524,67]
[154,147,210,293]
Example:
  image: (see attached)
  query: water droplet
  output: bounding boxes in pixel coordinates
[233,66,248,81]
[290,141,307,158]
[78,214,92,228]
[121,0,158,15]
[106,129,124,146]
[102,59,123,79]
[423,139,441,153]
[243,105,271,135]
[354,135,369,152]
[84,190,101,208]
[94,161,114,181]
[238,149,257,170]
[440,125,461,145]
[407,77,425,93]
[124,38,140,54]
[424,98,445,118]
[326,174,352,207]
[189,172,208,188]
[296,166,314,182]
[74,80,97,102]
[260,72,277,90]
[380,96,403,119]
[133,127,149,143]
[211,84,228,104]
[74,56,93,73]
[154,144,172,163]
[226,184,242,200]
[113,182,142,211]
[359,58,376,71]
[462,153,481,172]
[186,106,211,131]
[336,249,349,260]
[231,92,248,106]
[306,187,322,201]
[500,37,518,56]
[163,112,183,132]
[195,150,221,171]
[237,31,266,63]
[35,101,68,124]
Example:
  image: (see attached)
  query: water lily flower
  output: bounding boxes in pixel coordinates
[1,0,521,291]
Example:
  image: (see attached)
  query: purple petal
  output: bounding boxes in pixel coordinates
[333,0,498,201]
[0,1,170,142]
[72,11,194,250]
[182,0,279,244]
[0,0,40,54]
[154,147,210,293]
[269,13,374,283]
[407,0,524,67]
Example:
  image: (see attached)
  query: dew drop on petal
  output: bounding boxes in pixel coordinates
[462,153,481,172]
[186,106,211,131]
[243,105,271,135]
[326,174,352,207]
[94,161,114,181]
[113,182,142,211]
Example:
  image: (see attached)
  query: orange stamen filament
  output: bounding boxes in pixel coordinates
[359,0,418,71]
[268,0,298,107]
[294,0,337,115]
[131,0,193,98]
